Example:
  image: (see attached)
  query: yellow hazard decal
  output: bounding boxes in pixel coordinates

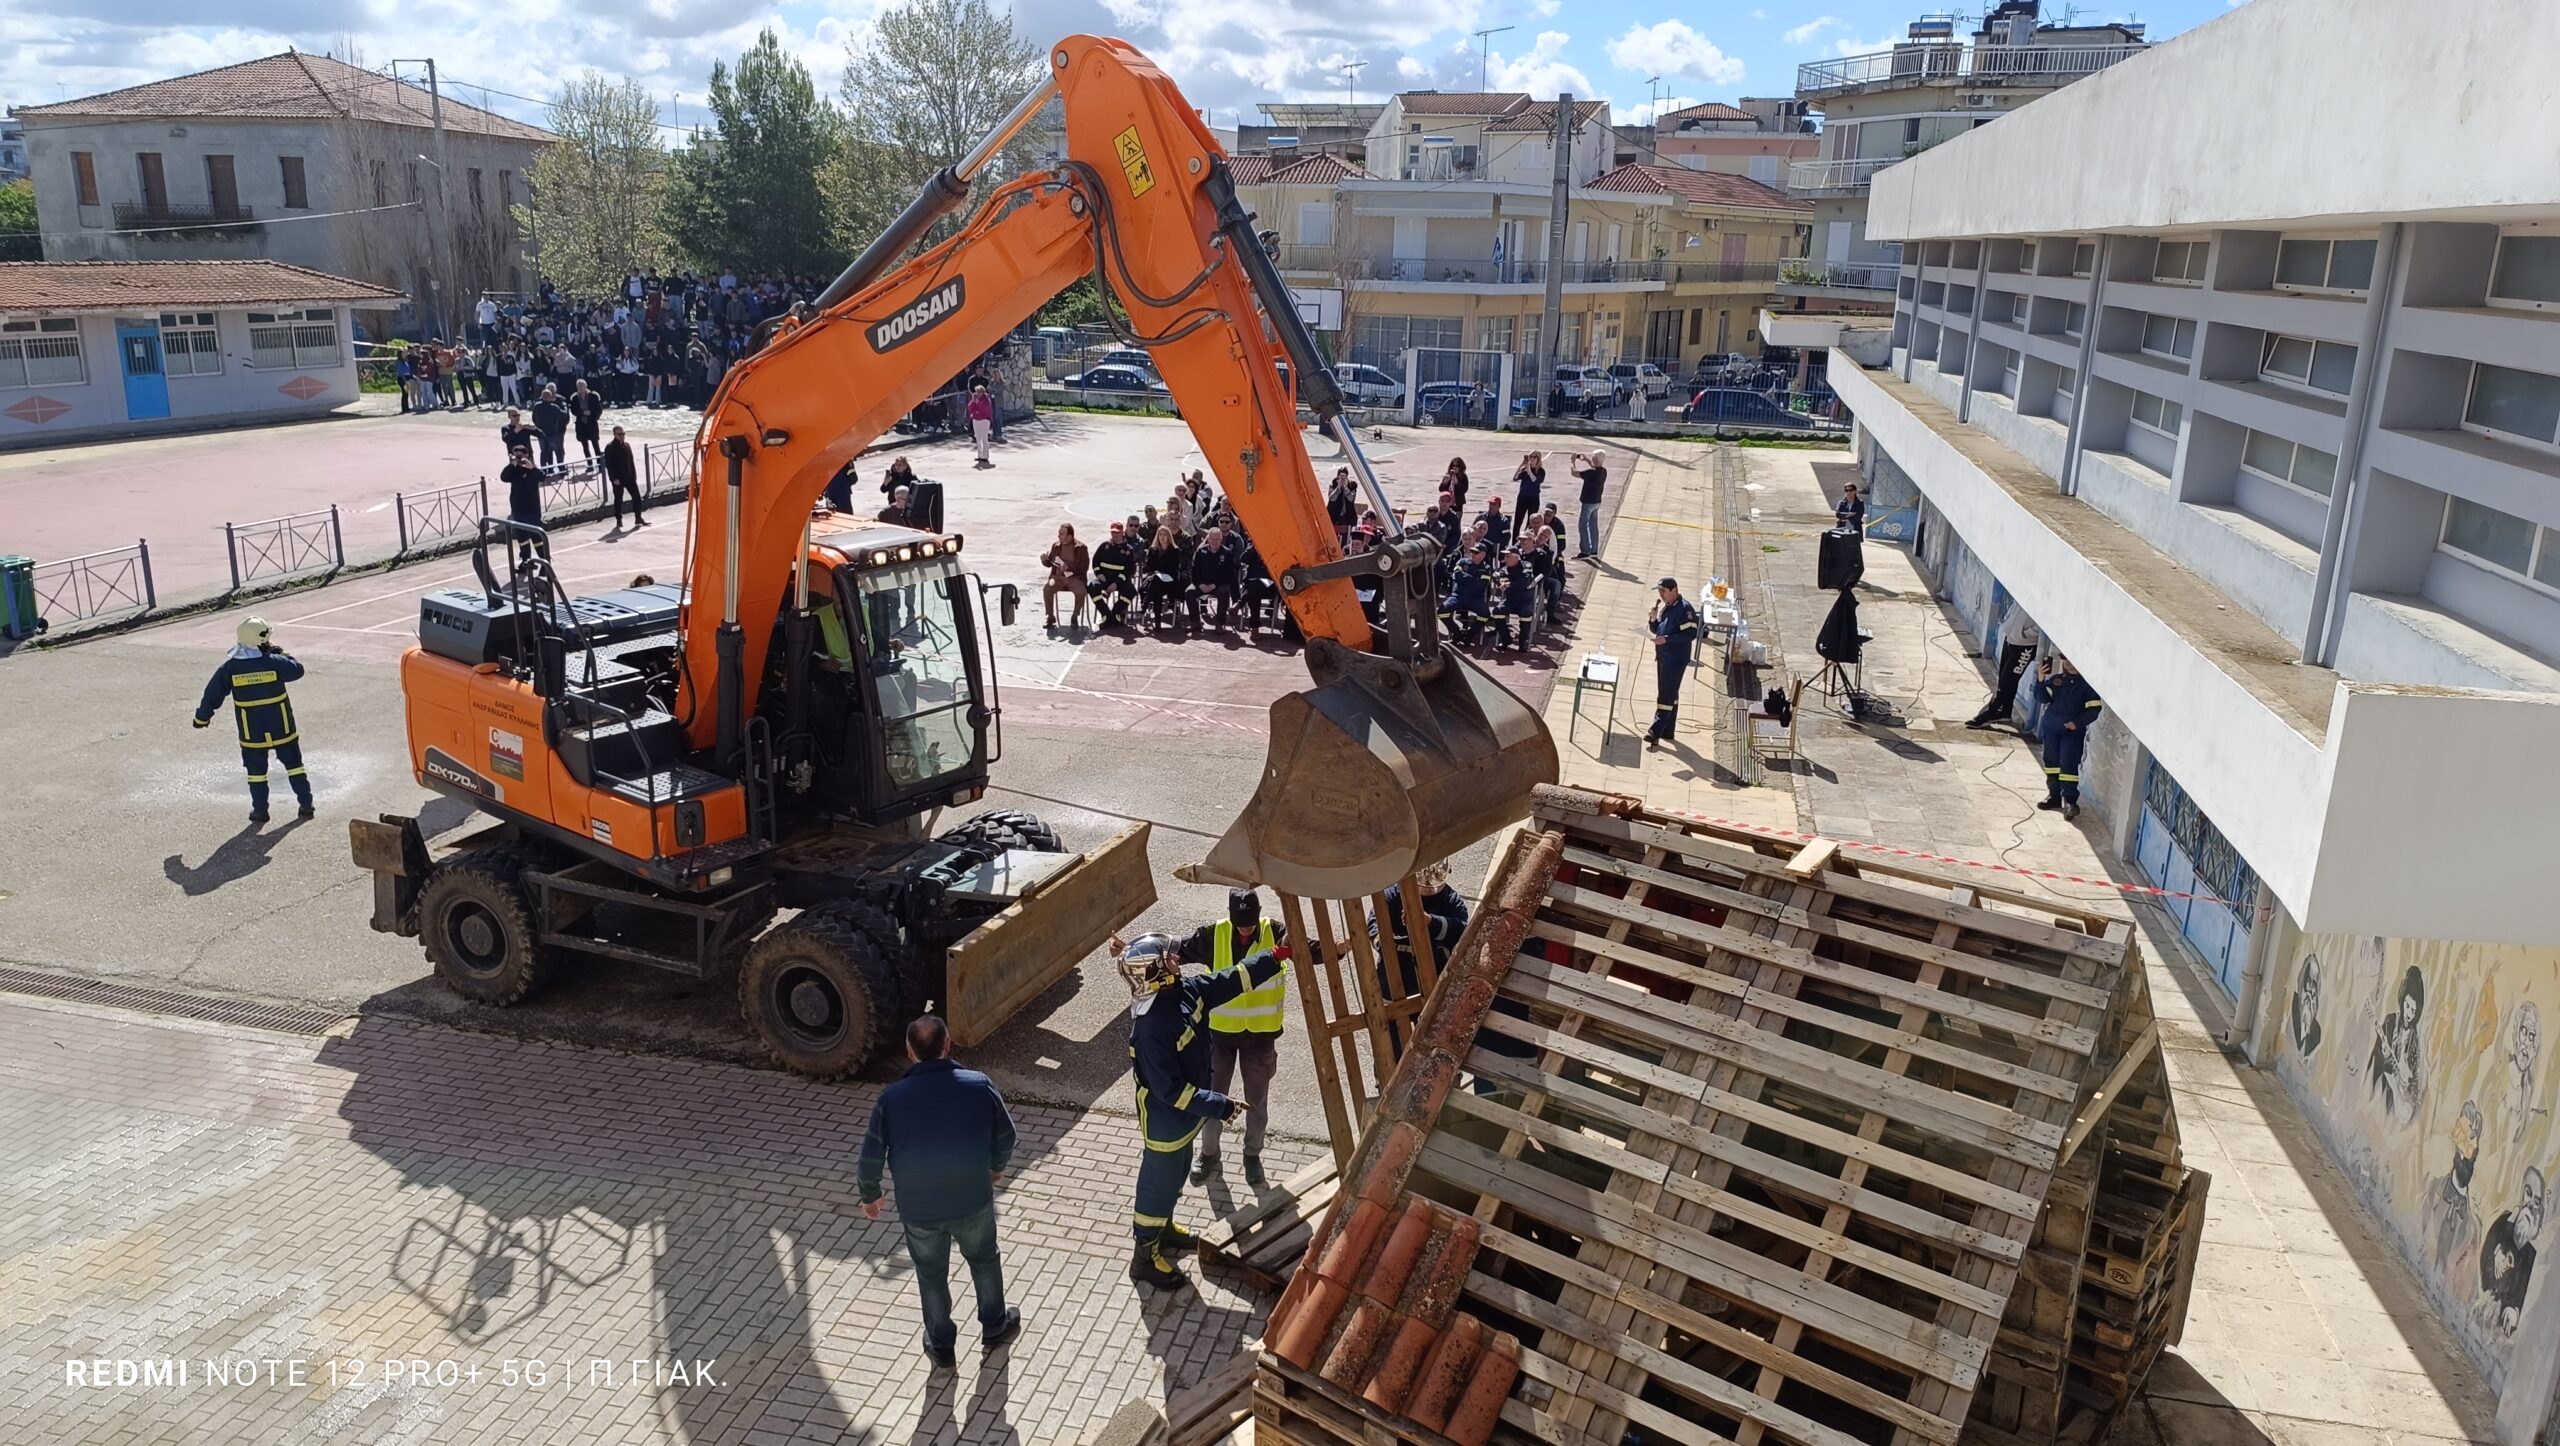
[1113,126,1156,198]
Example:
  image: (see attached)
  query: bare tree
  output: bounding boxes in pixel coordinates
[517,72,671,299]
[827,0,1043,258]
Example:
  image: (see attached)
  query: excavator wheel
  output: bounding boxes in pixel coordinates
[937,809,1064,855]
[417,846,561,1006]
[739,905,903,1080]
[822,898,930,1026]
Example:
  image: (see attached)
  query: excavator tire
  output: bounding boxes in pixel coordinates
[821,898,930,1026]
[740,906,902,1080]
[936,809,1064,855]
[418,845,560,1006]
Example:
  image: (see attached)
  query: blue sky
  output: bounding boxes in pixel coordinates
[1,0,2253,135]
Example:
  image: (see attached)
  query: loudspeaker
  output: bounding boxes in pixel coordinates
[906,480,946,534]
[1817,527,1865,591]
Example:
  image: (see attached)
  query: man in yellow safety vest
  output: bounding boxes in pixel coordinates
[1121,888,1289,1188]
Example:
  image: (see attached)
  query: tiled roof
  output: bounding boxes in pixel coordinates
[13,52,555,144]
[0,261,405,312]
[1229,153,1368,185]
[1658,100,1754,125]
[1482,98,1609,133]
[1392,91,1529,116]
[1586,161,1811,212]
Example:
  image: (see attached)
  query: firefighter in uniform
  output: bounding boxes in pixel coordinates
[1091,521,1138,628]
[1119,931,1290,1290]
[194,616,314,823]
[1646,577,1701,748]
[2035,654,2103,820]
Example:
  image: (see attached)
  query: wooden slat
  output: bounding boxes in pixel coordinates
[2058,1022,2160,1170]
[1786,836,1841,877]
[1275,892,1359,1169]
[1509,1343,1739,1446]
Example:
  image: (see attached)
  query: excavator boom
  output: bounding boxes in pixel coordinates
[677,35,1555,897]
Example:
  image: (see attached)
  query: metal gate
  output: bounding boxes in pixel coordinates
[2131,758,2259,998]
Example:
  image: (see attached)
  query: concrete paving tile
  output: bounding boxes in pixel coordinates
[2145,1396,2277,1446]
[2197,1245,2322,1307]
[2199,1289,2344,1359]
[2357,1370,2499,1442]
[2257,1413,2396,1446]
[2223,1350,2376,1424]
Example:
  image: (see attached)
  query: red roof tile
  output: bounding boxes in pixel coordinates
[1393,91,1529,116]
[13,52,554,144]
[0,261,406,312]
[1659,100,1755,125]
[1483,98,1609,133]
[1229,153,1368,185]
[1586,161,1811,212]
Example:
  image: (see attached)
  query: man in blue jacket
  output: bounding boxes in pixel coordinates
[1119,930,1289,1291]
[194,617,313,824]
[2035,654,2104,820]
[858,1015,1023,1369]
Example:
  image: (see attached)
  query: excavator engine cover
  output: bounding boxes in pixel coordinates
[1202,640,1558,899]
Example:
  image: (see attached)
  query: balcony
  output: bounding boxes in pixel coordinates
[112,201,259,233]
[1345,256,1667,288]
[1778,259,1903,296]
[1666,261,1781,286]
[1796,42,2147,98]
[1268,243,1335,273]
[1786,157,1898,197]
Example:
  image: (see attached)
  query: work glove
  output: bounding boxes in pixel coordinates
[191,717,209,729]
[1209,1098,1237,1121]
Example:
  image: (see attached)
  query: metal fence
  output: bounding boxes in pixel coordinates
[643,440,692,498]
[226,506,345,590]
[394,479,490,556]
[1678,387,1851,435]
[11,541,157,635]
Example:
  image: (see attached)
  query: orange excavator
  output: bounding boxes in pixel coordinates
[351,35,1557,1077]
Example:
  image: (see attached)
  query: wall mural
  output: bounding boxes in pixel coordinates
[2272,934,2560,1396]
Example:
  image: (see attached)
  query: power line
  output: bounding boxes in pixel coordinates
[6,198,425,244]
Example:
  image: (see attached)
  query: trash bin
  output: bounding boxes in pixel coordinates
[0,556,40,640]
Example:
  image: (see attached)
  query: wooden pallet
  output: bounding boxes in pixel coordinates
[1258,786,2142,1446]
[1197,1157,1341,1291]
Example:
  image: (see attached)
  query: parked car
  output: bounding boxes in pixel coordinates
[1060,364,1170,395]
[1551,365,1618,401]
[1417,381,1496,426]
[1607,362,1674,398]
[1331,362,1404,407]
[1684,386,1811,429]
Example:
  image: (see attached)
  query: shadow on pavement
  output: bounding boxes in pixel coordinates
[162,818,310,895]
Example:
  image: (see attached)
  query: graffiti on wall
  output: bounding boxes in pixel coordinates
[2272,933,2560,1393]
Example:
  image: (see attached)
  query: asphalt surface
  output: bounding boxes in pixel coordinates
[0,411,1650,1140]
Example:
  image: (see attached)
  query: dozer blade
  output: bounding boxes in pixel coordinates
[1199,641,1559,899]
[945,821,1155,1048]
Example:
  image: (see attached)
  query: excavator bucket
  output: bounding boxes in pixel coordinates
[1200,644,1558,899]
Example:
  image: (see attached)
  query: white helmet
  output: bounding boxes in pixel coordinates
[236,616,274,649]
[1117,932,1181,999]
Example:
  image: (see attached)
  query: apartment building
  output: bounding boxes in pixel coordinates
[1784,1,2145,307]
[1643,100,1818,187]
[1235,103,1381,167]
[1815,0,2560,1424]
[1240,91,1804,386]
[12,51,552,338]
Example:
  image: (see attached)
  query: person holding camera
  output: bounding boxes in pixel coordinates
[193,617,314,825]
[2034,654,2103,820]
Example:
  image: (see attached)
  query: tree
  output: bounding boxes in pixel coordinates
[517,73,671,300]
[663,30,841,276]
[827,0,1044,260]
[0,181,37,262]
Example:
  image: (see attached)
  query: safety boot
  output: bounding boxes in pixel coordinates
[1189,1150,1219,1185]
[1243,1153,1269,1189]
[1130,1235,1190,1291]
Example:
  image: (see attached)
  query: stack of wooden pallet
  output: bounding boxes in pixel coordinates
[1251,784,2180,1446]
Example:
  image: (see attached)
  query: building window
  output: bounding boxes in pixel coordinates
[2017,239,2037,274]
[2274,235,2377,294]
[245,308,340,370]
[2000,350,2022,396]
[496,170,512,210]
[2059,301,2086,339]
[405,162,421,202]
[371,161,387,208]
[157,312,222,376]
[2069,241,2095,277]
[0,317,86,388]
[136,152,167,211]
[2463,362,2560,450]
[2138,313,2196,361]
[2127,390,2184,438]
[2259,333,2356,395]
[2439,497,2559,592]
[2055,365,2077,400]
[1479,316,1513,354]
[2239,429,2338,498]
[1295,201,1333,247]
[204,154,239,215]
[468,168,484,213]
[72,151,100,206]
[2152,239,2208,285]
[2488,229,2560,312]
[279,156,308,210]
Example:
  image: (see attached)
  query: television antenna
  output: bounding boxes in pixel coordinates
[1339,60,1366,106]
[1472,26,1515,90]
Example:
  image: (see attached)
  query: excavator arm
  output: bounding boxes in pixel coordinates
[678,35,1555,898]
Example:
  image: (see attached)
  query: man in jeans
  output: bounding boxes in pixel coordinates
[859,1016,1023,1368]
[1572,450,1608,559]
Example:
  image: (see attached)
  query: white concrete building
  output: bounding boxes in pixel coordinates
[1822,2,2560,1419]
[0,259,401,445]
[1783,1,2145,308]
[11,52,551,339]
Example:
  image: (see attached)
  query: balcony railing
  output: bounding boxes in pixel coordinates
[1796,42,2147,96]
[1666,261,1782,286]
[1786,157,1898,196]
[1349,256,1666,286]
[112,201,259,231]
[1778,260,1902,293]
[1268,243,1336,272]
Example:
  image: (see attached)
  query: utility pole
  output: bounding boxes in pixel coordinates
[1472,26,1514,90]
[1536,92,1574,416]
[427,59,451,340]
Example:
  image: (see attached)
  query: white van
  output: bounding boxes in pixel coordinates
[1552,365,1616,401]
[1332,362,1404,407]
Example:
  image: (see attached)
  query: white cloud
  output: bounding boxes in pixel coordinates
[1834,33,1899,56]
[1619,94,1701,127]
[1531,0,1561,14]
[1482,30,1594,100]
[1782,15,1840,46]
[1604,20,1743,88]
[1395,55,1428,80]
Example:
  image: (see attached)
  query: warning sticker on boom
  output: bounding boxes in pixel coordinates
[1112,126,1156,198]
